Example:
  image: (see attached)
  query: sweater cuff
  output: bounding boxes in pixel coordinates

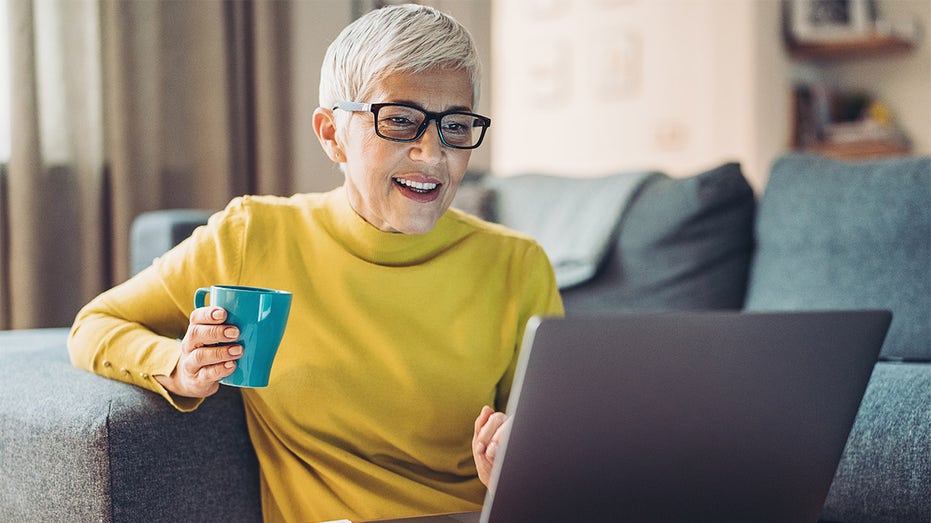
[148,338,205,412]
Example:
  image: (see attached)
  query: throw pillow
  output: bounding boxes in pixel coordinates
[560,162,756,313]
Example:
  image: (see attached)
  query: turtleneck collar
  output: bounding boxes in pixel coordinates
[322,186,467,267]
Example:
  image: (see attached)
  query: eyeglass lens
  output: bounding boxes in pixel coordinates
[375,105,486,148]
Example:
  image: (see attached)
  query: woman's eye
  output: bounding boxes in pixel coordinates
[382,116,416,128]
[442,118,470,135]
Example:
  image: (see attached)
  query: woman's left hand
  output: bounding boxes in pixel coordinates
[473,405,511,487]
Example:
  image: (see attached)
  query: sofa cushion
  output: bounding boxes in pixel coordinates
[560,162,755,312]
[821,362,931,522]
[745,154,931,361]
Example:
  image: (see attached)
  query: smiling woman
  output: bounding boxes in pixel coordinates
[67,4,562,523]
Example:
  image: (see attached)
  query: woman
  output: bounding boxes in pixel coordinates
[68,5,562,522]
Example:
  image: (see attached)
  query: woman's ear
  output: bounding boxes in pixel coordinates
[313,107,346,163]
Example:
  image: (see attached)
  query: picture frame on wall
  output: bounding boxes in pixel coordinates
[788,0,876,43]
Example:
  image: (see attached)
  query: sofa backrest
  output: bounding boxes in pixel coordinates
[744,153,931,361]
[130,209,215,275]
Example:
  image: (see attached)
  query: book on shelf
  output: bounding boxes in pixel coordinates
[791,83,910,154]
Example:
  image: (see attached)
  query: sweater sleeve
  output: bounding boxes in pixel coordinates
[495,240,564,410]
[67,198,250,411]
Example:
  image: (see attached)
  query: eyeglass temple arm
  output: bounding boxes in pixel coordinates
[333,101,371,111]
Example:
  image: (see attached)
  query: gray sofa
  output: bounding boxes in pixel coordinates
[1,153,928,522]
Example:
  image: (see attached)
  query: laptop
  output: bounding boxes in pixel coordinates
[361,310,891,523]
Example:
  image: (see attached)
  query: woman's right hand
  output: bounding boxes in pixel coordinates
[473,406,512,487]
[154,306,243,399]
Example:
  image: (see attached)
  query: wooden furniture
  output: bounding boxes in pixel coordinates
[786,33,916,159]
[787,33,914,60]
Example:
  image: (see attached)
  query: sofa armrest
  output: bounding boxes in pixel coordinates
[0,329,261,523]
[821,361,931,523]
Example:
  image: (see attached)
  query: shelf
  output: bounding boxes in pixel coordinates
[787,33,914,60]
[799,140,911,160]
[786,25,917,160]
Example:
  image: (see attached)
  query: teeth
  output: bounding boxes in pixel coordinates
[395,178,438,192]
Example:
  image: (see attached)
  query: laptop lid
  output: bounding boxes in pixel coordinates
[481,310,891,523]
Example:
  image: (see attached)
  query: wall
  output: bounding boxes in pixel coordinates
[489,0,928,190]
[490,0,787,189]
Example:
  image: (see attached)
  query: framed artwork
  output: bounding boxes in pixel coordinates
[788,0,876,42]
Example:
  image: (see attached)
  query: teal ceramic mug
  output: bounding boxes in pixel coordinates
[194,285,292,388]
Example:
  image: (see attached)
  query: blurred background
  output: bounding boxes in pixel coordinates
[0,0,928,329]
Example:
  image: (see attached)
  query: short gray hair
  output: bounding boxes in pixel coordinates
[318,4,481,111]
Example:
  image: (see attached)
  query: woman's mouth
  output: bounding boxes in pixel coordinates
[393,177,442,202]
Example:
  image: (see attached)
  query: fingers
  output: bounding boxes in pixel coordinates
[184,307,239,351]
[474,405,495,437]
[180,343,242,376]
[476,410,508,456]
[190,305,227,325]
[185,323,240,350]
[169,306,244,398]
[473,406,511,487]
[186,307,237,345]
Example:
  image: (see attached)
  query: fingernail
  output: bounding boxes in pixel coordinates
[224,361,235,369]
[224,327,238,339]
[211,308,224,320]
[229,345,242,356]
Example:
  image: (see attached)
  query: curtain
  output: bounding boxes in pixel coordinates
[1,0,345,330]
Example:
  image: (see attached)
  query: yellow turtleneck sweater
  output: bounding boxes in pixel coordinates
[68,187,564,523]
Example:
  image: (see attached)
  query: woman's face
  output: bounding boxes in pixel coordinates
[337,68,474,234]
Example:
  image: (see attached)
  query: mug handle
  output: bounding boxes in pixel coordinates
[194,287,211,308]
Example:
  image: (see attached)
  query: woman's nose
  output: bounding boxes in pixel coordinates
[409,121,445,162]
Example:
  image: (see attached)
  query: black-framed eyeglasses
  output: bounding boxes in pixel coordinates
[333,101,491,150]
